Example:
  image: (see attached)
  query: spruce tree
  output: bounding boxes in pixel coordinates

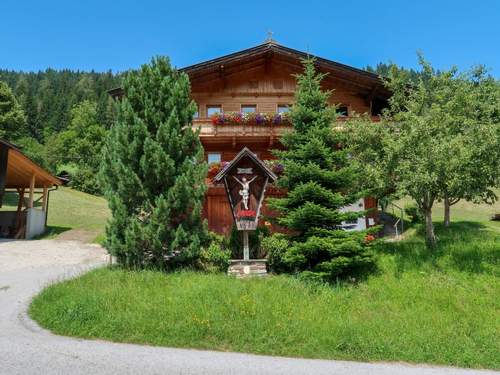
[101,57,208,269]
[269,58,375,282]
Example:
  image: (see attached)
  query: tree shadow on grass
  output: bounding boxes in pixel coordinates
[34,226,72,239]
[377,221,499,276]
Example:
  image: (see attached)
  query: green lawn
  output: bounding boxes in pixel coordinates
[29,219,499,369]
[1,187,109,241]
[395,196,500,230]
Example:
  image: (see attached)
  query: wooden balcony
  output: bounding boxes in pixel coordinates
[192,116,381,147]
[193,118,292,147]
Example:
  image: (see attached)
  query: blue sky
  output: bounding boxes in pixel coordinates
[1,0,499,76]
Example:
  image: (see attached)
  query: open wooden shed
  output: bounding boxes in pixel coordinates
[0,138,61,239]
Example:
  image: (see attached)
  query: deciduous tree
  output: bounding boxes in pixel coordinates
[0,81,27,140]
[346,56,500,246]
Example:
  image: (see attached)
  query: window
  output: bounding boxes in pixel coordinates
[207,105,222,117]
[241,105,256,114]
[337,105,349,117]
[277,104,290,114]
[193,104,199,119]
[207,152,221,165]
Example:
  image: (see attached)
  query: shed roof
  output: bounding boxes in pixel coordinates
[1,138,61,189]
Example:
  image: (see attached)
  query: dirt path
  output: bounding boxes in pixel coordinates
[0,238,496,375]
[54,228,101,243]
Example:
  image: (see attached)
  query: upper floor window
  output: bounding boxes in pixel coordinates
[207,152,221,165]
[207,105,222,117]
[277,104,290,114]
[241,105,257,114]
[337,105,349,117]
[193,104,199,119]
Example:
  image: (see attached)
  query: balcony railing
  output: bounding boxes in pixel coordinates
[192,115,381,138]
[193,119,292,138]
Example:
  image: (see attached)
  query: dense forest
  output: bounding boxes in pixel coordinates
[365,62,422,82]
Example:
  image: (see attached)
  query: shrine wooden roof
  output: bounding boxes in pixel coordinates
[214,147,277,182]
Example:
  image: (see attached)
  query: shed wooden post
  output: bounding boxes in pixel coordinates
[16,188,25,212]
[29,174,35,208]
[42,186,48,211]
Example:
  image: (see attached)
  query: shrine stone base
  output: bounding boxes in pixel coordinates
[227,259,268,278]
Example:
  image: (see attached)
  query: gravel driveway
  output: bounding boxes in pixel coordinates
[0,237,496,375]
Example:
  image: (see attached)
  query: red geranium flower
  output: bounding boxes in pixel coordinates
[364,234,376,243]
[237,210,256,219]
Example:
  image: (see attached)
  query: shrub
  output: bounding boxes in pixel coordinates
[261,233,289,273]
[70,166,102,195]
[405,203,423,223]
[199,233,231,272]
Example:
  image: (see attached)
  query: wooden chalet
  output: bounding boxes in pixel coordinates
[0,138,61,239]
[111,40,391,235]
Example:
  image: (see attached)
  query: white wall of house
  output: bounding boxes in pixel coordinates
[340,199,367,231]
[25,208,46,239]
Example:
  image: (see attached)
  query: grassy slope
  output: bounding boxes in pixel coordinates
[30,220,500,369]
[1,187,109,240]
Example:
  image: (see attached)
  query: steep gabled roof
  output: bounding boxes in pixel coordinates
[109,41,391,100]
[181,41,390,99]
[182,40,379,81]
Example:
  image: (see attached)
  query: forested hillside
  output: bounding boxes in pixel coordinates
[0,69,121,193]
[0,69,121,140]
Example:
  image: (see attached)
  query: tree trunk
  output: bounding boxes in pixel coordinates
[424,208,437,248]
[444,196,451,227]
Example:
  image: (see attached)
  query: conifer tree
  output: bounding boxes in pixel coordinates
[101,57,208,269]
[268,58,375,282]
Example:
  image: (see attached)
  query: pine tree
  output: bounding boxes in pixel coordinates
[268,58,376,282]
[100,57,208,269]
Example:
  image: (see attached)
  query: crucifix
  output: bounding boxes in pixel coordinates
[266,30,274,42]
[233,175,257,210]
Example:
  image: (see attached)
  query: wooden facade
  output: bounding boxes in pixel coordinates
[110,41,391,235]
[183,41,389,234]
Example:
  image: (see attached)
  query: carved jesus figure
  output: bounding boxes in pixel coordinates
[233,175,257,210]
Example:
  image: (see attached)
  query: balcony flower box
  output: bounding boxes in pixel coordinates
[210,111,290,126]
[237,210,257,221]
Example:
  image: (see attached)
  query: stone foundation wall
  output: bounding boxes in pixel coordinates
[227,260,267,278]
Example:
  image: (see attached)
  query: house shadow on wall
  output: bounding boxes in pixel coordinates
[377,221,499,276]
